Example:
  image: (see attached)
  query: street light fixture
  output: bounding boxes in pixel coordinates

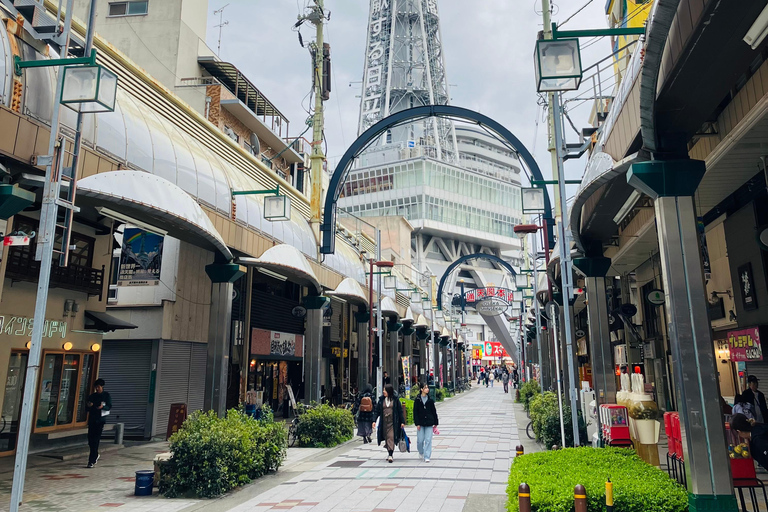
[534,38,582,92]
[410,290,422,303]
[367,259,394,394]
[60,64,118,113]
[383,275,397,290]
[522,187,547,214]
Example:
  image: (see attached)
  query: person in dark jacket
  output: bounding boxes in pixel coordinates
[731,413,768,470]
[373,384,405,463]
[86,378,112,468]
[742,376,768,423]
[412,382,439,462]
[356,384,375,443]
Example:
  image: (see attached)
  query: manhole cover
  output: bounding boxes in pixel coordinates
[329,460,365,467]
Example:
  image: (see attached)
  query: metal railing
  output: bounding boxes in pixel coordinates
[6,249,104,299]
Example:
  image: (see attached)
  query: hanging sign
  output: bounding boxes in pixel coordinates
[483,341,508,358]
[727,327,763,362]
[402,356,411,394]
[476,297,509,317]
[118,228,164,286]
[646,289,665,306]
[292,306,307,318]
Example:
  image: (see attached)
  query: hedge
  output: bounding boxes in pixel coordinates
[507,447,688,512]
[297,404,355,447]
[160,408,286,498]
[402,398,414,425]
[516,380,540,411]
[529,391,587,449]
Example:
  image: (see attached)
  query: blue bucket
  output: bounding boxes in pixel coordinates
[134,470,155,496]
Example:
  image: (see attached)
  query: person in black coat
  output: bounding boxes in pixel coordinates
[373,384,405,463]
[355,384,375,443]
[743,375,768,423]
[412,382,439,462]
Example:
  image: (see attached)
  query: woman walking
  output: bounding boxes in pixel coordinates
[413,382,439,463]
[356,384,375,443]
[373,384,405,463]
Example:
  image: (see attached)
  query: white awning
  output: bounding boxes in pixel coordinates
[77,171,232,260]
[378,296,399,317]
[328,277,368,306]
[414,314,429,328]
[402,307,415,323]
[441,327,451,338]
[238,244,320,293]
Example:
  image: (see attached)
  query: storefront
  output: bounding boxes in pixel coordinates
[248,329,303,416]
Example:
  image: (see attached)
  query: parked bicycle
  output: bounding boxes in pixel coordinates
[287,403,317,447]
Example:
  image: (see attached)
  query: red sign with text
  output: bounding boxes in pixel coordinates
[483,341,508,358]
[728,327,763,362]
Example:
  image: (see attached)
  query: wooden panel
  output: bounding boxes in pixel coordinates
[80,150,99,178]
[0,109,19,154]
[97,157,113,174]
[33,128,49,160]
[13,118,38,163]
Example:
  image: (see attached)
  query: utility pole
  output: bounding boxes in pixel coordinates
[213,4,230,57]
[308,0,327,248]
[541,0,580,446]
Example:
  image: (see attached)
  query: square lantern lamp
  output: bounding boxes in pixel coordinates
[410,291,422,303]
[515,274,529,289]
[522,187,546,214]
[435,310,443,320]
[422,298,432,311]
[384,275,397,290]
[264,193,291,221]
[534,38,582,92]
[60,64,118,113]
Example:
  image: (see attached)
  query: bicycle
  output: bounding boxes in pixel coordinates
[287,403,316,447]
[526,420,535,440]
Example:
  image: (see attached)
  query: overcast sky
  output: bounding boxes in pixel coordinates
[205,0,615,190]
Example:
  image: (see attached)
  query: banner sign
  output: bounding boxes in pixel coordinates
[484,341,508,358]
[472,348,483,359]
[118,228,164,286]
[464,287,517,304]
[402,356,411,394]
[251,329,304,358]
[728,327,763,362]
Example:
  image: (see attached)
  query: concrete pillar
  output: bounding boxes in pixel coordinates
[304,295,329,404]
[627,160,736,510]
[387,319,402,390]
[574,257,616,441]
[417,331,428,383]
[204,263,245,416]
[355,308,370,391]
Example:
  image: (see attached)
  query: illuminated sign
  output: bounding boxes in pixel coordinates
[0,316,67,339]
[727,327,763,362]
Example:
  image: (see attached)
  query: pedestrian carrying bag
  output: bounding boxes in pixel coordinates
[399,428,410,453]
[360,396,373,412]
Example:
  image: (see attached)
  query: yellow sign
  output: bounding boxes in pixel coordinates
[331,347,349,358]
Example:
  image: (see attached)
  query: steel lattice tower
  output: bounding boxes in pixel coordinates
[358,0,458,162]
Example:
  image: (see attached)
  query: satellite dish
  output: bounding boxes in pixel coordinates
[250,133,261,156]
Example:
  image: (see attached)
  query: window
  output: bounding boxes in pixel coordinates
[0,352,28,454]
[108,1,148,16]
[12,216,94,268]
[35,351,97,431]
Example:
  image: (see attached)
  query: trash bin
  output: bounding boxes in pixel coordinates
[135,470,155,496]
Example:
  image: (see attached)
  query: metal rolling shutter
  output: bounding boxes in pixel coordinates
[188,343,207,413]
[251,291,303,334]
[330,298,344,343]
[154,341,192,437]
[746,361,768,386]
[100,340,152,438]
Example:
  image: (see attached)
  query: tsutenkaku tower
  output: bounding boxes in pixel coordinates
[358,0,458,162]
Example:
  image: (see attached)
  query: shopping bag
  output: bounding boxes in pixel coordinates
[399,428,410,453]
[433,426,440,435]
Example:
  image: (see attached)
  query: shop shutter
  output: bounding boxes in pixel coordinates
[746,361,768,386]
[330,298,344,343]
[154,341,209,437]
[251,291,303,334]
[188,343,207,413]
[100,340,152,438]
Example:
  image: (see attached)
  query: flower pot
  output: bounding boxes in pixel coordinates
[630,417,660,444]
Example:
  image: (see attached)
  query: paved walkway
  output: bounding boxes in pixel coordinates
[0,384,518,512]
[221,384,517,512]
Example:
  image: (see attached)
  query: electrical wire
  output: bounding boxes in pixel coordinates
[558,0,595,27]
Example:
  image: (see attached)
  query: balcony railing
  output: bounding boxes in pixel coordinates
[6,249,104,299]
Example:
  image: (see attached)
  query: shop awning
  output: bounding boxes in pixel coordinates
[440,327,451,338]
[328,277,368,305]
[414,314,429,328]
[378,296,399,317]
[402,307,415,324]
[84,310,138,332]
[238,244,321,293]
[77,171,232,261]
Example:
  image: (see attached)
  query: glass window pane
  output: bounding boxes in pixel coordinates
[128,1,148,14]
[76,354,95,423]
[36,354,62,428]
[1,352,28,453]
[57,354,80,425]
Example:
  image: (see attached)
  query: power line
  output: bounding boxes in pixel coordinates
[558,0,595,28]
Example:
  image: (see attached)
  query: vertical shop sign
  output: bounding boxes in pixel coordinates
[118,228,164,286]
[402,356,411,393]
[738,262,758,311]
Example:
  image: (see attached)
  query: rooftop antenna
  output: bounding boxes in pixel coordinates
[213,3,230,56]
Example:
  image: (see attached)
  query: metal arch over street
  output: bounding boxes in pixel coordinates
[436,253,517,311]
[320,105,554,254]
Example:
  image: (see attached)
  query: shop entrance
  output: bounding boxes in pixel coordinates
[250,359,301,418]
[0,351,28,456]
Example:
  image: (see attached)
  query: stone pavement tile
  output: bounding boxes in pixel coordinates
[488,483,508,495]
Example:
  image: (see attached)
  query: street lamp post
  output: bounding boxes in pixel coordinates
[367,246,393,394]
[515,224,545,391]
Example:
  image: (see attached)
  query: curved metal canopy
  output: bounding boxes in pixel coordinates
[239,244,321,293]
[436,253,517,310]
[414,314,429,328]
[402,307,415,324]
[378,296,399,317]
[328,277,368,306]
[77,171,232,260]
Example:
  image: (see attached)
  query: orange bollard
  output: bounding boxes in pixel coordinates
[518,483,531,512]
[516,444,524,457]
[574,484,587,512]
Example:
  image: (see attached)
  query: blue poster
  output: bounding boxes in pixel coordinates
[118,228,164,286]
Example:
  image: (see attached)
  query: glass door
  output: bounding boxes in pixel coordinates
[1,352,28,455]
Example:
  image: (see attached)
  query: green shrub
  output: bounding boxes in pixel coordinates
[517,380,540,411]
[402,398,414,425]
[409,387,420,400]
[529,392,587,449]
[297,404,354,447]
[435,387,446,402]
[507,447,687,512]
[160,408,287,498]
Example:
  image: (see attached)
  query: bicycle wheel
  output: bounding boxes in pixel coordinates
[288,424,298,447]
[526,421,535,440]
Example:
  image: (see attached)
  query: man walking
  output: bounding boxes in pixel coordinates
[502,370,510,393]
[86,378,112,468]
[743,375,768,423]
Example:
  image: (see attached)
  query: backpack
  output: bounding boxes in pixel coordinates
[360,396,373,412]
